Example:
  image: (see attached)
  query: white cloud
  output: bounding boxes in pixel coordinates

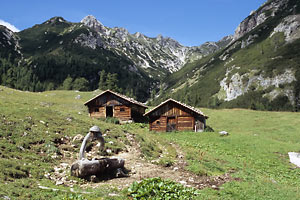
[0,19,20,32]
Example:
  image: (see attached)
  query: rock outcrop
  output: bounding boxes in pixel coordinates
[219,68,296,103]
[0,25,21,55]
[271,14,300,41]
[233,0,290,40]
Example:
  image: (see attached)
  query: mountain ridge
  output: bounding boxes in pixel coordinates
[1,0,299,111]
[79,15,232,74]
[0,15,232,101]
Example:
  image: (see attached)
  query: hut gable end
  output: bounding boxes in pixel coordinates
[149,102,193,117]
[144,99,208,132]
[87,92,129,107]
[84,90,147,122]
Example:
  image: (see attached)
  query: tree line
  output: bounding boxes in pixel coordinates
[0,56,138,99]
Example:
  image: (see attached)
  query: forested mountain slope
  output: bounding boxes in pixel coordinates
[0,16,231,102]
[156,0,300,111]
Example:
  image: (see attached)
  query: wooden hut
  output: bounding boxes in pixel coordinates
[144,98,208,132]
[84,90,147,122]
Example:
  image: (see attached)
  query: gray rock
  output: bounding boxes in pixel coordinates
[288,152,300,167]
[66,117,72,122]
[233,0,288,40]
[55,181,64,185]
[219,131,229,136]
[271,14,300,42]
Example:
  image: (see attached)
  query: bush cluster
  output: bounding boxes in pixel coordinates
[127,177,199,200]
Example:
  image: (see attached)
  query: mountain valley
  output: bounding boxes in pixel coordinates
[1,0,300,111]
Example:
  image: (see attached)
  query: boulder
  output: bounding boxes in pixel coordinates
[219,131,229,136]
[288,152,300,167]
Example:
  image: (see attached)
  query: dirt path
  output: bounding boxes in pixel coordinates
[79,132,237,190]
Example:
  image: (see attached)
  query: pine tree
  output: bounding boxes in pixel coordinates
[62,75,73,90]
[73,77,89,91]
[106,73,119,92]
[35,81,43,92]
[126,88,135,99]
[151,89,157,100]
[98,70,107,90]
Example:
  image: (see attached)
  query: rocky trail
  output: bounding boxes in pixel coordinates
[46,132,238,193]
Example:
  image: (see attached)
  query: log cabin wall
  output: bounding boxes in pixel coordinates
[148,101,206,132]
[114,105,131,121]
[149,116,167,132]
[86,92,146,121]
[87,93,129,119]
[89,106,105,118]
[177,116,194,131]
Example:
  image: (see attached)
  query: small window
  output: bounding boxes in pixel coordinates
[120,108,125,112]
[156,121,160,124]
[94,108,99,112]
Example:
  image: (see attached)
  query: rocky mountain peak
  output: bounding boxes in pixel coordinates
[0,25,21,56]
[156,34,182,48]
[134,32,145,39]
[74,15,232,74]
[46,17,67,25]
[114,27,129,35]
[219,35,234,43]
[81,15,107,33]
[156,34,163,41]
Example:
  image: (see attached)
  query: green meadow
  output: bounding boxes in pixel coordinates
[0,86,300,199]
[161,108,300,199]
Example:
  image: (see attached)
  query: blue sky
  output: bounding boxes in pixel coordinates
[0,0,266,46]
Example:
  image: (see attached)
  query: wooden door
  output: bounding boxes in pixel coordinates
[167,117,176,132]
[106,106,113,117]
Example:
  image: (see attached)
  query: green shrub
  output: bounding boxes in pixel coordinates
[61,193,86,200]
[127,177,199,200]
[99,117,120,124]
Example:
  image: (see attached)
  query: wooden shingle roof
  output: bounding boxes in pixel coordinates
[144,98,208,118]
[84,90,147,108]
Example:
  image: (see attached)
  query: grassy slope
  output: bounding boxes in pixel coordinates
[1,86,300,199]
[161,108,300,199]
[0,86,175,199]
[0,86,130,199]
